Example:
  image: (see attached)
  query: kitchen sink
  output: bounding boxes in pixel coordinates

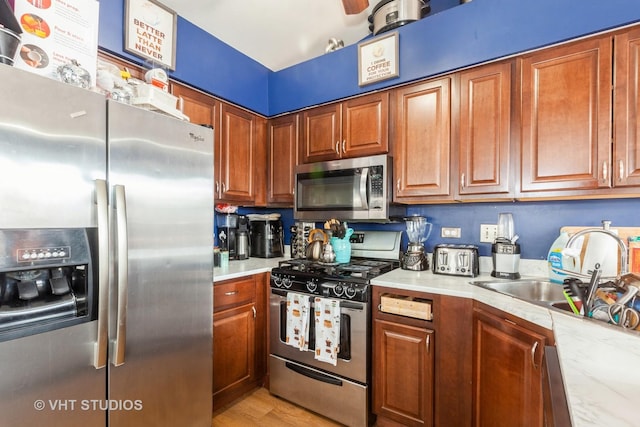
[549,301,582,312]
[472,279,566,303]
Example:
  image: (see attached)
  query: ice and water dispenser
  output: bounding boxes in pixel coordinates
[0,228,96,341]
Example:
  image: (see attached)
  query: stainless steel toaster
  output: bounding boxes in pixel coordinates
[432,244,479,277]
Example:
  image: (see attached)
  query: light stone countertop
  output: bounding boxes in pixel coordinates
[214,255,640,427]
[213,256,284,282]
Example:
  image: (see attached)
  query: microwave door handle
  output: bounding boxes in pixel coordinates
[360,167,369,209]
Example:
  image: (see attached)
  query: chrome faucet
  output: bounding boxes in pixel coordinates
[565,220,628,277]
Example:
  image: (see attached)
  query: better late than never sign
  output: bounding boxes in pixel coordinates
[124,0,177,70]
[358,32,399,86]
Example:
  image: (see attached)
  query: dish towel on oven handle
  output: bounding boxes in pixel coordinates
[314,297,340,366]
[285,292,310,351]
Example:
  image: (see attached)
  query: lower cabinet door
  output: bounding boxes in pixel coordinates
[373,318,435,427]
[212,303,256,410]
[473,306,548,427]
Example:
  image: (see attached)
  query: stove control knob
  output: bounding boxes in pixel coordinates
[306,280,317,293]
[334,284,344,297]
[281,276,292,289]
[272,274,282,287]
[344,286,357,299]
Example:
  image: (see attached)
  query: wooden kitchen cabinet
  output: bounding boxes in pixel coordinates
[218,102,267,205]
[613,26,640,188]
[267,113,299,206]
[392,77,453,203]
[171,82,267,206]
[457,61,514,199]
[473,302,554,427]
[374,317,435,427]
[171,83,218,128]
[518,35,612,196]
[213,273,268,411]
[372,286,472,427]
[301,91,389,163]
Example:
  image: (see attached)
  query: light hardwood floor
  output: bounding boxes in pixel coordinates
[212,387,342,426]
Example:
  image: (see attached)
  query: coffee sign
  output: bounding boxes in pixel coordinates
[358,32,399,86]
[124,0,176,70]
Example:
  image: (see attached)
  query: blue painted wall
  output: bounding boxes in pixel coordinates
[240,198,640,262]
[97,0,270,114]
[98,0,640,116]
[269,0,640,114]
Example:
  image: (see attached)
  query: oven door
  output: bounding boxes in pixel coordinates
[269,288,369,384]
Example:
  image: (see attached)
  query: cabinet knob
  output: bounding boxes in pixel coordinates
[252,306,257,318]
[342,140,346,154]
[396,178,400,192]
[215,181,220,194]
[602,161,608,183]
[335,141,340,156]
[460,173,466,189]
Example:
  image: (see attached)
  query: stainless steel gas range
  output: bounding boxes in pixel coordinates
[269,230,401,427]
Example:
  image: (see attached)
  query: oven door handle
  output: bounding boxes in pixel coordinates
[285,362,343,386]
[271,288,288,297]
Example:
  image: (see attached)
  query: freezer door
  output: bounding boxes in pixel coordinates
[0,66,106,228]
[107,101,214,427]
[0,67,107,426]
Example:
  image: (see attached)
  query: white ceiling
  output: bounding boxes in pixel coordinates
[155,0,377,71]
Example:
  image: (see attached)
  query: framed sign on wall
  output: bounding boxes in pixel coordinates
[124,0,177,70]
[358,31,399,86]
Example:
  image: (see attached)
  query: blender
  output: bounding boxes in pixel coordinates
[401,215,433,271]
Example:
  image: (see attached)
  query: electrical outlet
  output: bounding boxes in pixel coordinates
[441,227,461,238]
[480,224,498,243]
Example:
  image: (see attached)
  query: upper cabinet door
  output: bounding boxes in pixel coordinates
[301,92,389,163]
[519,36,612,195]
[268,113,299,206]
[614,27,640,187]
[393,77,452,202]
[457,61,513,198]
[342,92,389,158]
[302,103,341,163]
[171,83,217,128]
[220,103,256,202]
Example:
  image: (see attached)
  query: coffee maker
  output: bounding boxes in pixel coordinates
[491,213,521,279]
[401,215,433,271]
[217,213,250,260]
[250,219,284,258]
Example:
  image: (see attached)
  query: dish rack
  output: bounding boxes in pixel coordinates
[131,84,189,121]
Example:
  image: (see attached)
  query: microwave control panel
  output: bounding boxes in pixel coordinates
[369,166,384,210]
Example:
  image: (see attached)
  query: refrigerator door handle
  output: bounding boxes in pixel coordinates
[94,179,109,369]
[112,184,129,367]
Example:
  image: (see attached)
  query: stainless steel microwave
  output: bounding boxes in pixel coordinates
[294,154,403,222]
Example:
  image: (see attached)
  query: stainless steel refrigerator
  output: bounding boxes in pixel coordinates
[0,65,213,426]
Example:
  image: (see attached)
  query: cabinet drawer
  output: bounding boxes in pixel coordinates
[380,294,433,320]
[214,276,256,311]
